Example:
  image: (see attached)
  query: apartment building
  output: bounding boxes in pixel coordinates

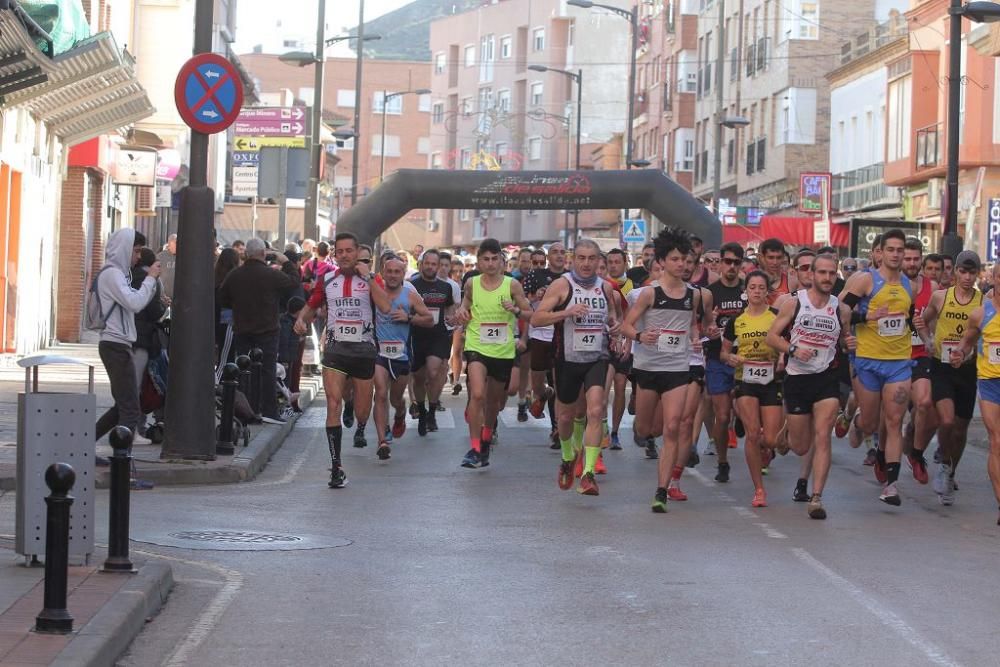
[882,0,1000,257]
[241,54,432,248]
[427,0,629,247]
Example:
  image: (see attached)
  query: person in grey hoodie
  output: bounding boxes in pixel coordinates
[95,228,160,445]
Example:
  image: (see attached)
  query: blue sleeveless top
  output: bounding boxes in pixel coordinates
[375,283,414,361]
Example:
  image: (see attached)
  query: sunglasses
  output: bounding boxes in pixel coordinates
[796,264,812,272]
[358,258,372,264]
[705,256,721,263]
[721,257,740,266]
[842,265,857,271]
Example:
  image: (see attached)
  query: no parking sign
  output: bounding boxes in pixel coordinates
[173,53,243,134]
[989,198,1000,262]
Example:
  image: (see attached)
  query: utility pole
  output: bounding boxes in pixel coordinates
[943,0,964,259]
[572,68,582,243]
[304,0,325,243]
[350,0,365,206]
[711,0,726,222]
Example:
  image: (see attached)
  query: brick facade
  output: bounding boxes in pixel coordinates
[55,166,104,343]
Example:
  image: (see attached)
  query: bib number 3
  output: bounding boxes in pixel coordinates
[657,330,685,353]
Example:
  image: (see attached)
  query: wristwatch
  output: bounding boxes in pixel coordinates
[634,331,642,342]
[788,343,798,357]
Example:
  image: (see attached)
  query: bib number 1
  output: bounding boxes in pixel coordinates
[742,361,773,385]
[877,314,906,337]
[335,319,363,343]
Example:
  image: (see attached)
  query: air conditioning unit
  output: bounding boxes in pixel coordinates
[927,178,943,209]
[427,220,440,232]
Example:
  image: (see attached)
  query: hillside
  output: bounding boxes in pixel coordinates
[349,0,482,61]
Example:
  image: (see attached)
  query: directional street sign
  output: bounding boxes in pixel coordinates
[234,107,309,137]
[233,136,306,151]
[231,151,259,166]
[174,53,243,134]
[232,166,258,198]
[622,218,647,243]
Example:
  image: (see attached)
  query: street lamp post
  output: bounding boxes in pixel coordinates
[944,1,1000,258]
[529,65,582,243]
[352,0,366,207]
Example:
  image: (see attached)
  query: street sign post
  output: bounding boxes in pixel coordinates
[623,218,647,243]
[173,53,243,134]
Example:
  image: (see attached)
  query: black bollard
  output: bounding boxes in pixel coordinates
[216,363,239,456]
[235,354,251,398]
[102,426,135,573]
[35,463,75,634]
[249,348,263,417]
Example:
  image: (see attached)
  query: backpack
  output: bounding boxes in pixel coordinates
[84,266,121,331]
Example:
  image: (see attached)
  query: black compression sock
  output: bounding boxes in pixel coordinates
[326,425,342,463]
[886,462,901,484]
[356,420,366,431]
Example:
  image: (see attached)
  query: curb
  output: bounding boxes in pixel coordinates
[49,561,174,667]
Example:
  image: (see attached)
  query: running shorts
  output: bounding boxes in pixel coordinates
[911,355,932,382]
[323,350,376,380]
[555,359,609,404]
[705,358,735,396]
[612,354,633,375]
[734,380,783,407]
[783,368,840,415]
[979,378,1000,406]
[529,339,555,372]
[375,356,411,378]
[689,365,705,387]
[411,333,453,373]
[464,351,514,386]
[633,368,691,395]
[853,357,911,392]
[930,359,978,421]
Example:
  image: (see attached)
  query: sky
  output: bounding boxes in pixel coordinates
[234,0,414,54]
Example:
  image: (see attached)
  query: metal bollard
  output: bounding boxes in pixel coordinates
[216,363,239,456]
[102,427,135,573]
[235,354,251,398]
[35,463,75,634]
[249,348,263,417]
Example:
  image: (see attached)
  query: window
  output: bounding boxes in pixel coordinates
[418,93,432,112]
[461,96,473,116]
[674,129,693,171]
[464,44,476,67]
[530,82,544,107]
[500,35,512,59]
[528,136,542,160]
[430,152,442,169]
[460,148,472,169]
[478,87,493,112]
[495,141,508,166]
[432,102,444,124]
[417,137,431,154]
[993,64,1000,143]
[434,52,446,74]
[371,135,401,157]
[283,39,297,48]
[798,2,819,39]
[336,89,356,108]
[460,209,471,221]
[480,34,495,83]
[887,75,912,161]
[373,91,402,115]
[777,87,817,145]
[533,27,545,51]
[497,89,511,112]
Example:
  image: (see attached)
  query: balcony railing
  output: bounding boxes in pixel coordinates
[915,122,941,170]
[839,18,908,67]
[832,163,900,212]
[633,92,649,118]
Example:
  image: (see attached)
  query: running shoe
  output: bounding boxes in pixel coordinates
[715,462,730,483]
[933,445,942,464]
[558,458,575,490]
[609,433,622,451]
[752,488,767,508]
[436,403,446,412]
[873,449,887,484]
[645,440,659,460]
[863,447,877,467]
[734,417,746,439]
[627,391,636,416]
[939,475,956,506]
[479,439,491,467]
[408,401,419,418]
[834,411,851,438]
[517,402,529,422]
[343,401,355,428]
[384,426,393,443]
[686,449,700,468]
[392,413,407,439]
[549,430,560,450]
[807,494,826,520]
[376,442,391,461]
[426,407,439,432]
[460,449,480,468]
[577,472,599,496]
[328,464,347,489]
[417,406,428,437]
[353,429,367,448]
[452,383,463,396]
[793,479,809,503]
[574,451,585,478]
[907,450,929,485]
[651,487,669,513]
[595,455,607,475]
[705,439,716,456]
[933,462,952,495]
[879,482,901,506]
[728,428,738,448]
[529,388,552,419]
[667,485,687,501]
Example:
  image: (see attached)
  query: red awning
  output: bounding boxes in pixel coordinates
[722,215,849,247]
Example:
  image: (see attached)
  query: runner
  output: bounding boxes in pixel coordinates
[531,240,621,495]
[294,233,391,488]
[452,238,534,469]
[901,238,937,485]
[627,261,664,461]
[372,255,434,460]
[705,242,747,483]
[723,270,781,507]
[526,244,568,445]
[605,248,634,449]
[409,249,457,436]
[840,229,913,506]
[951,261,1000,523]
[760,238,799,306]
[621,227,702,514]
[915,251,983,505]
[767,253,855,519]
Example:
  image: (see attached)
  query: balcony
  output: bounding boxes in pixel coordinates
[839,18,908,67]
[832,163,900,212]
[633,92,648,118]
[915,122,941,171]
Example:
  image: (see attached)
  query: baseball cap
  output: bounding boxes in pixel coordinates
[956,250,981,272]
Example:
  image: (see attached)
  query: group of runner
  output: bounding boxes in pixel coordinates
[294,229,1000,526]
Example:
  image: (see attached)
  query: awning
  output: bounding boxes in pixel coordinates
[0,8,153,147]
[723,215,850,247]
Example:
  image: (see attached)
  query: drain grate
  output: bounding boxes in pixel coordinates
[133,529,352,552]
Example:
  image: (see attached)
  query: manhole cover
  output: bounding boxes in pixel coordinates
[132,529,352,551]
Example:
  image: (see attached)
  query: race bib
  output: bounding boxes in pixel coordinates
[742,361,773,385]
[480,322,509,345]
[427,307,440,325]
[379,340,404,359]
[573,328,603,352]
[911,329,922,346]
[988,342,1000,365]
[657,329,685,353]
[334,319,363,342]
[940,340,960,361]
[877,313,906,337]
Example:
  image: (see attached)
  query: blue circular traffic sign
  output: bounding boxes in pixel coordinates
[174,53,243,134]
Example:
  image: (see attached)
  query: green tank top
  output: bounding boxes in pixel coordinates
[465,275,516,359]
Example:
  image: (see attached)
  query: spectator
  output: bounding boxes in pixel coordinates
[131,247,168,435]
[219,238,300,424]
[281,243,307,309]
[279,296,306,412]
[302,241,331,291]
[214,248,241,370]
[94,229,160,446]
[156,233,177,299]
[301,238,316,263]
[231,240,245,260]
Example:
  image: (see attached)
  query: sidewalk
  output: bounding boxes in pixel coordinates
[0,545,172,667]
[0,342,320,490]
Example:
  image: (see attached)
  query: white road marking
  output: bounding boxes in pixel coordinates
[752,523,787,539]
[791,548,963,667]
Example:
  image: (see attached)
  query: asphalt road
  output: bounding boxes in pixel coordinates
[6,393,1000,666]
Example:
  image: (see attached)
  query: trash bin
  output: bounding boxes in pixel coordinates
[15,355,96,565]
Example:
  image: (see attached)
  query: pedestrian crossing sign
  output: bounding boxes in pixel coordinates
[623,219,646,243]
